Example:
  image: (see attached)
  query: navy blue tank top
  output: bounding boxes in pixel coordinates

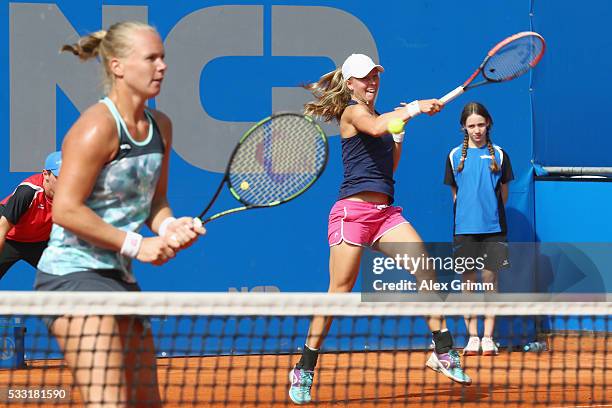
[337,101,395,202]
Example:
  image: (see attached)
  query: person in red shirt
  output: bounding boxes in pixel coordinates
[0,151,61,279]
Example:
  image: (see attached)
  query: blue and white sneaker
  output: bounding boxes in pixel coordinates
[289,367,314,404]
[426,349,472,385]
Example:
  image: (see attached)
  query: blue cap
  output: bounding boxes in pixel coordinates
[44,151,62,175]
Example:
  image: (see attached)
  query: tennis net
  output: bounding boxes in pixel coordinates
[0,292,609,407]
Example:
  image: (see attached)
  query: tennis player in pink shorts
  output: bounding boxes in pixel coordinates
[327,199,407,247]
[289,54,471,405]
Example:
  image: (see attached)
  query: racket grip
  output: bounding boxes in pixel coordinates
[440,86,465,104]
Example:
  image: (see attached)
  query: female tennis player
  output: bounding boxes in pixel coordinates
[36,21,205,406]
[289,53,472,405]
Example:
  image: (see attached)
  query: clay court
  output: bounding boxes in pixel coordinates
[1,336,609,407]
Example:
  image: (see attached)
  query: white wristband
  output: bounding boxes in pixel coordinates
[120,231,143,259]
[392,131,405,143]
[158,217,176,237]
[405,100,421,118]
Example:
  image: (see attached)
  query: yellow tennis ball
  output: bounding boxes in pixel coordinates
[240,181,250,190]
[387,118,405,134]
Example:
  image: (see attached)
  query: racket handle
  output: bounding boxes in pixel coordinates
[440,86,465,104]
[193,217,204,229]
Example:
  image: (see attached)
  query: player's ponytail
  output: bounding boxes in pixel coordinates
[61,21,157,94]
[304,68,352,122]
[61,30,107,61]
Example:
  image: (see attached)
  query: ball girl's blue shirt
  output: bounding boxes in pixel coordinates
[444,144,514,235]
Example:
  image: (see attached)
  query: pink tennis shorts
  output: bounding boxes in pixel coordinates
[328,199,409,247]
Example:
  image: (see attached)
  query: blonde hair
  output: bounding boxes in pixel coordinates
[303,68,352,123]
[61,21,157,93]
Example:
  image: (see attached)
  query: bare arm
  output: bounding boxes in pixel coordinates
[348,105,411,138]
[392,142,402,172]
[346,99,443,138]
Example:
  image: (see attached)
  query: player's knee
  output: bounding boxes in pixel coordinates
[328,278,355,293]
[481,268,497,284]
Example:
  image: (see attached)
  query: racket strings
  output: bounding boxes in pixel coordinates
[228,115,327,206]
[484,35,545,81]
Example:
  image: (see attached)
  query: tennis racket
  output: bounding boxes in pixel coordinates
[194,113,328,226]
[440,31,546,104]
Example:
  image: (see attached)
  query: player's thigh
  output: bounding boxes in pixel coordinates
[329,241,363,291]
[374,222,424,252]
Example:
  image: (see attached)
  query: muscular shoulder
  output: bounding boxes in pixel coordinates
[340,104,374,137]
[72,103,119,141]
[63,103,119,162]
[342,103,372,121]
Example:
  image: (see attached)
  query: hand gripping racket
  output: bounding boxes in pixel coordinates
[194,113,328,227]
[440,31,546,104]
